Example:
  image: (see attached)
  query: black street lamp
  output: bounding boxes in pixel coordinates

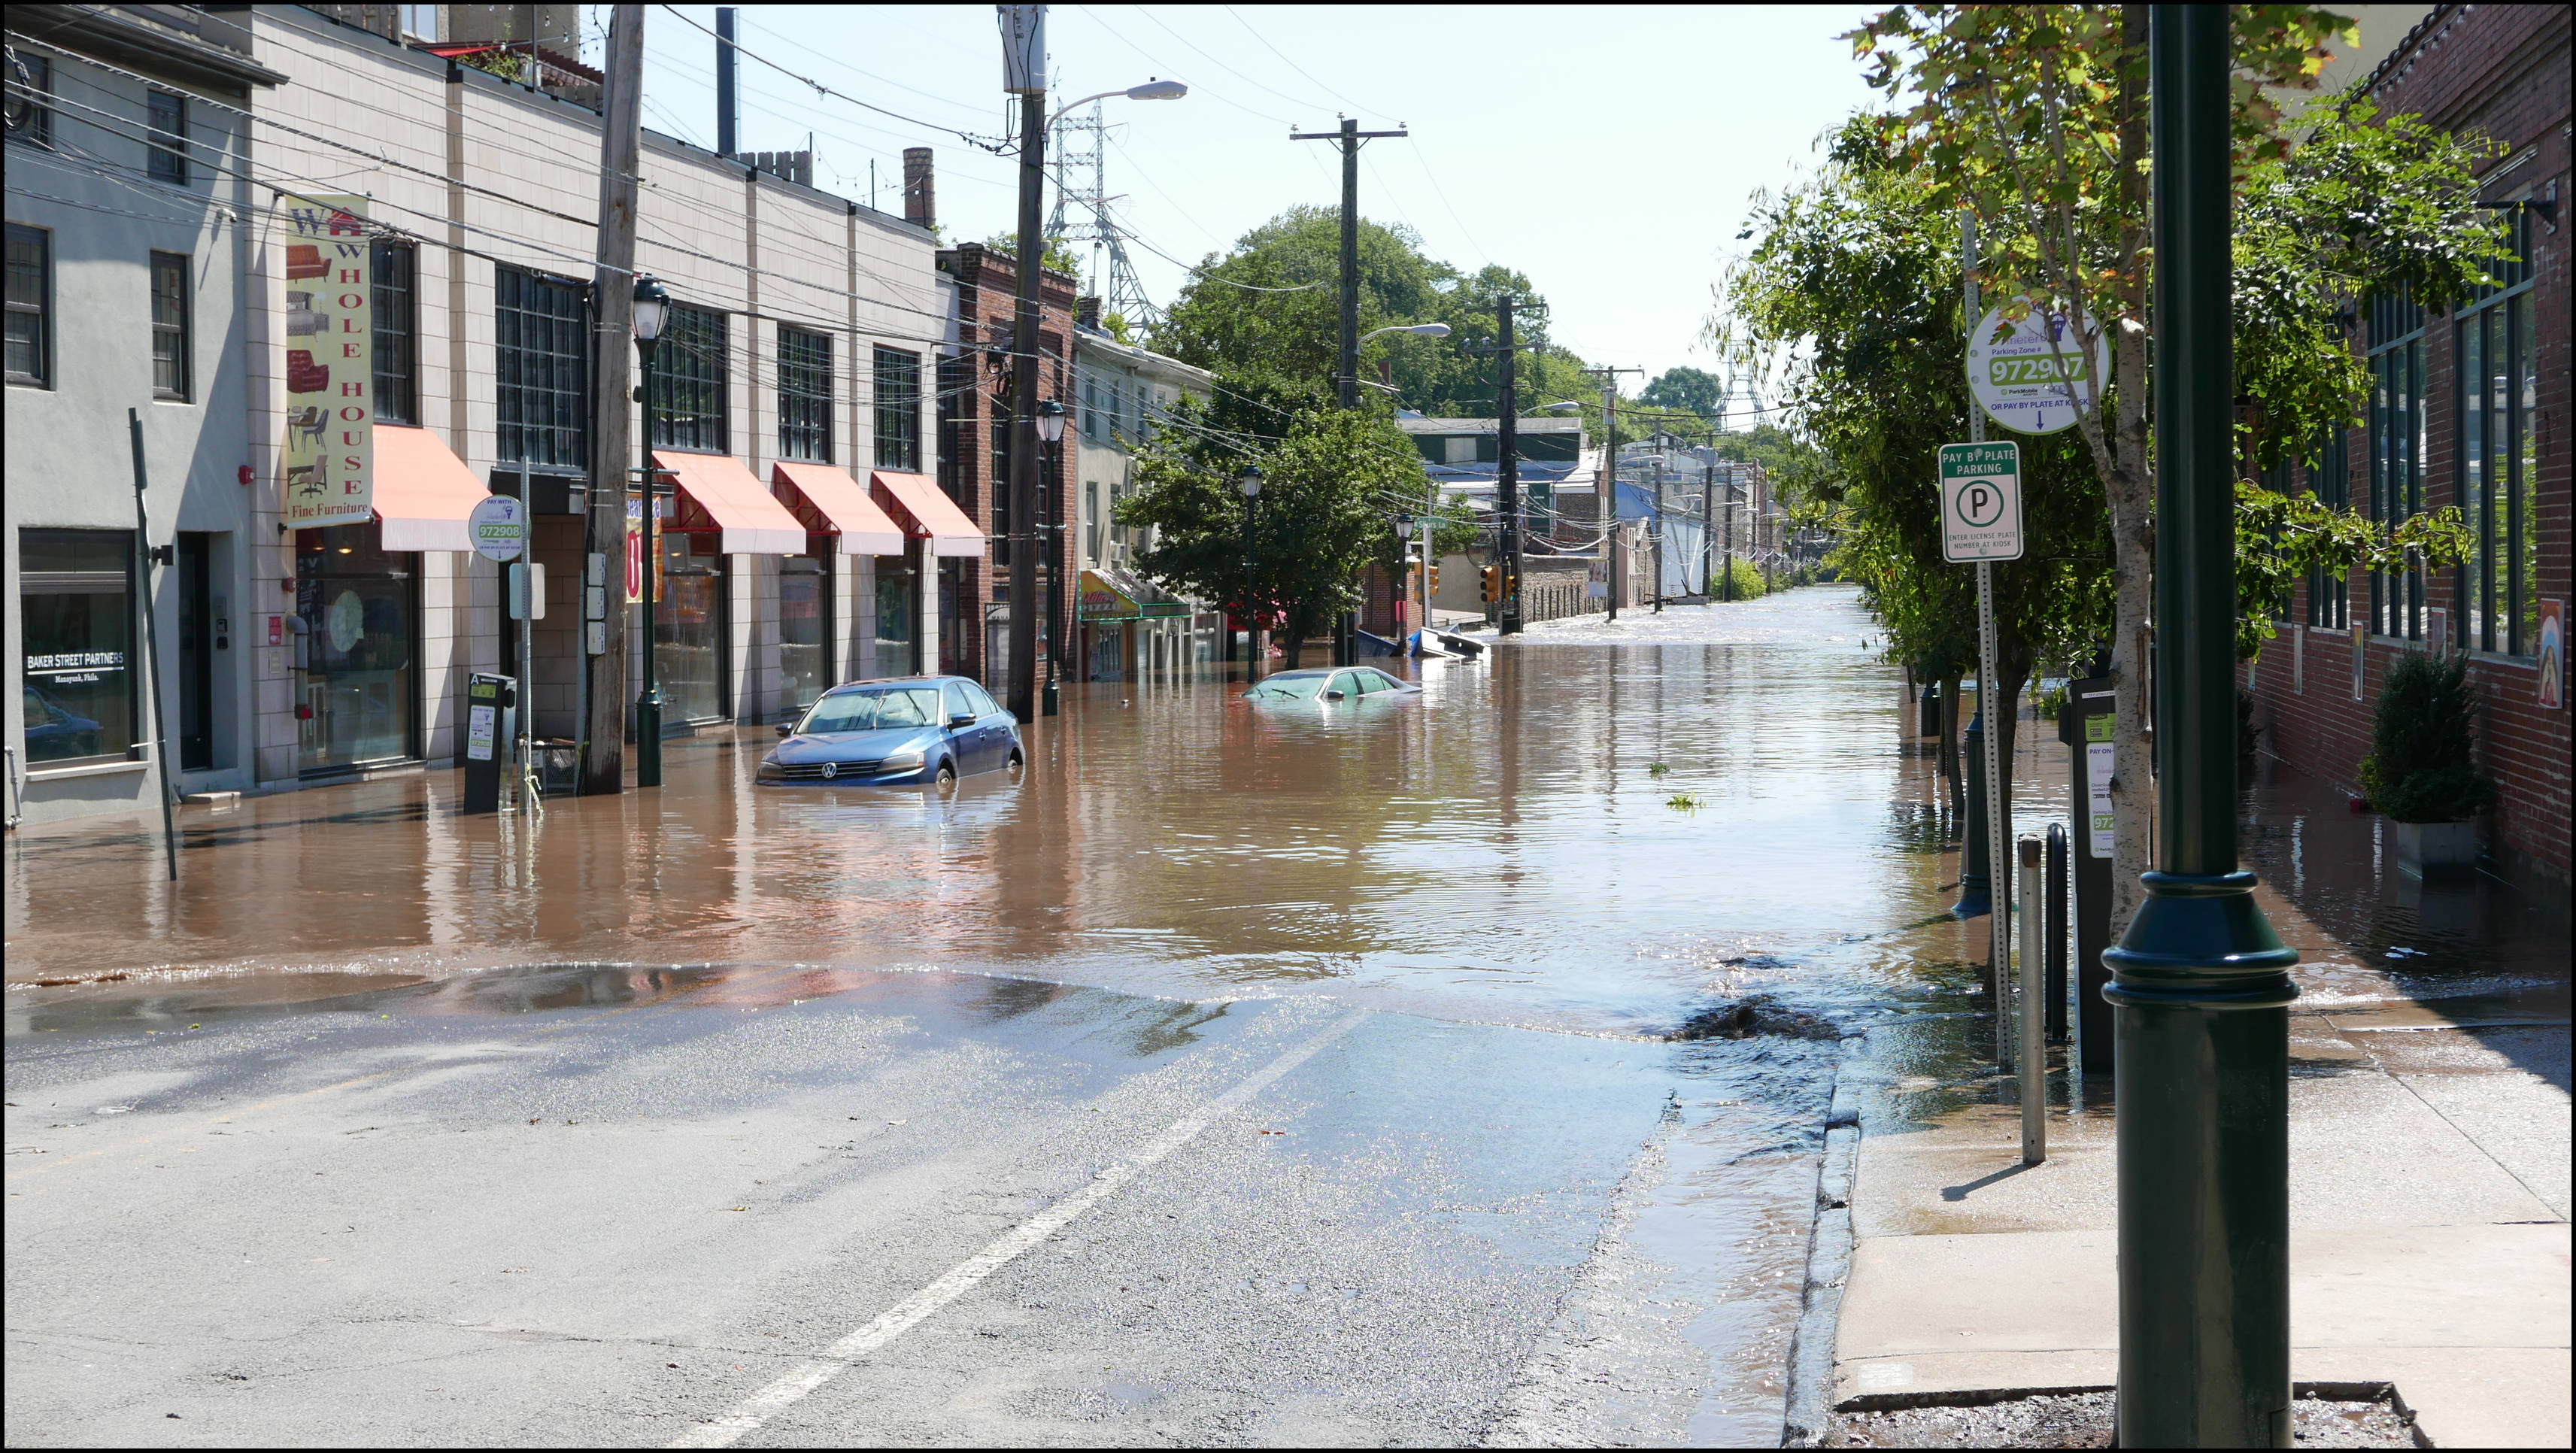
[1236,463,1264,677]
[630,274,669,788]
[2104,10,2298,1446]
[1035,399,1067,717]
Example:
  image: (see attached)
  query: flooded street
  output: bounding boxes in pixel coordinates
[8,585,1941,1039]
[0,587,2155,1445]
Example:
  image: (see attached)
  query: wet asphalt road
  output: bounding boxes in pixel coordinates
[5,965,1828,1447]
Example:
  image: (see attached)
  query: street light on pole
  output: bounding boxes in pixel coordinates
[1360,322,1452,345]
[1236,463,1264,679]
[630,273,669,788]
[1035,398,1067,717]
[1000,5,1188,722]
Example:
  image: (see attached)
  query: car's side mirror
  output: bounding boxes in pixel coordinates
[775,722,796,737]
[948,713,977,730]
[1323,689,1347,701]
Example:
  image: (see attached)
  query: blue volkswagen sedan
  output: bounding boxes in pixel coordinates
[756,676,1022,789]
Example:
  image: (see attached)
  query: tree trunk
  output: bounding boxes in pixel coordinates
[2102,1,2156,935]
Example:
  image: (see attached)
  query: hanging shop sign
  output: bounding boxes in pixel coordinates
[277,195,375,530]
[467,494,526,563]
[1967,304,2107,436]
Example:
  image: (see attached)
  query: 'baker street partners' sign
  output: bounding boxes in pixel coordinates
[1940,441,2024,563]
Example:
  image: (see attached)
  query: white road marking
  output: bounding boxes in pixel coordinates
[667,1010,1370,1448]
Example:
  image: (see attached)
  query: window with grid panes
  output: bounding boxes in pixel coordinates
[776,326,832,462]
[650,303,727,451]
[5,53,52,147]
[371,241,416,425]
[873,346,921,471]
[6,223,49,387]
[936,353,972,498]
[2365,290,2424,639]
[147,90,187,184]
[2304,426,2350,629]
[2453,208,2538,656]
[150,251,189,400]
[494,266,589,470]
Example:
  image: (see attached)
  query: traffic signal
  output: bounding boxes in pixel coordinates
[1479,564,1502,602]
[1428,563,1441,593]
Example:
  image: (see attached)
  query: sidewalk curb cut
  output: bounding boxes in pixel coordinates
[1780,1033,1867,1448]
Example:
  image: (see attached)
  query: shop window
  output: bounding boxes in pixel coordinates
[372,241,417,426]
[2365,290,2423,640]
[495,265,589,472]
[651,303,728,452]
[296,524,416,774]
[150,250,190,401]
[5,223,49,387]
[19,529,138,767]
[2453,208,2538,656]
[779,550,832,707]
[655,531,727,723]
[777,325,833,463]
[5,53,51,148]
[876,554,917,680]
[147,89,188,184]
[874,346,921,471]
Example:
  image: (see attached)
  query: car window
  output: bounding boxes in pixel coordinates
[1357,670,1395,694]
[802,686,941,733]
[942,682,975,722]
[964,681,1003,717]
[1245,672,1327,700]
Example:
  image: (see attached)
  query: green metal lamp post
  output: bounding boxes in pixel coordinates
[631,275,669,788]
[1036,399,1067,717]
[2104,9,2299,1445]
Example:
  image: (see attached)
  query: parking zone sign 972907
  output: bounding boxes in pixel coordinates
[1940,441,2024,563]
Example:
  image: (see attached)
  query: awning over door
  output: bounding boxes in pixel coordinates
[371,425,490,552]
[772,462,906,556]
[870,471,985,558]
[651,450,806,554]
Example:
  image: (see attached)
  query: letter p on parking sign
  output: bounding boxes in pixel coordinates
[1940,441,2024,563]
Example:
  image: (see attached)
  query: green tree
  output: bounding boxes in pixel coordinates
[1116,396,1422,668]
[1837,4,2502,927]
[1639,366,1725,418]
[979,232,1086,278]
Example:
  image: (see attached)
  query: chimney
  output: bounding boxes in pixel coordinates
[715,7,739,157]
[1076,296,1102,332]
[903,147,936,231]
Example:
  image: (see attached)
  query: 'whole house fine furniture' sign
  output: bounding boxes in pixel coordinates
[278,196,374,531]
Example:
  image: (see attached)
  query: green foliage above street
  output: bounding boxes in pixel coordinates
[1113,399,1424,666]
[2235,481,2468,660]
[1638,367,1725,419]
[2359,653,2493,824]
[979,231,1087,278]
[1151,206,1598,420]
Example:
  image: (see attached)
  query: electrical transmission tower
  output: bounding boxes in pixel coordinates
[1047,103,1160,332]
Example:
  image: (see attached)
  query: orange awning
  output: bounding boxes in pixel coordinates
[371,425,491,552]
[651,450,806,554]
[772,462,906,556]
[871,470,985,558]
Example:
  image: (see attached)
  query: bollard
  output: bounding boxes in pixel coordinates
[1919,680,1942,740]
[1955,708,1992,919]
[2018,835,2047,1165]
[2045,821,2070,1043]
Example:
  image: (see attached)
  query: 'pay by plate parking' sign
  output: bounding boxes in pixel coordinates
[1940,441,2024,563]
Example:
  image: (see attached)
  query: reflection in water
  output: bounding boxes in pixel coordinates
[8,587,1936,1039]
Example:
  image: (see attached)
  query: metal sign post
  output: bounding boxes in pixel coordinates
[1942,437,2023,1066]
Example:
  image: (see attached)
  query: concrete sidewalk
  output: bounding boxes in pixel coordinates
[1830,872,2571,1447]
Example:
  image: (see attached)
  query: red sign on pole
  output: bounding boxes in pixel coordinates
[625,496,645,605]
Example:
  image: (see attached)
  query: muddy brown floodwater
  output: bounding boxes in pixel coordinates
[6,584,1963,1041]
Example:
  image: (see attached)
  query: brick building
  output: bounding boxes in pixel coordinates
[2248,3,2571,883]
[930,241,1077,690]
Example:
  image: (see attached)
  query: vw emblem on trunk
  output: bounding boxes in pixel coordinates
[820,761,838,778]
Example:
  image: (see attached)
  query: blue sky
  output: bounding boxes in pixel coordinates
[602,5,1885,391]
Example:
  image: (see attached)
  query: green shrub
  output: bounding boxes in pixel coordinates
[2357,652,2493,823]
[1714,558,1767,601]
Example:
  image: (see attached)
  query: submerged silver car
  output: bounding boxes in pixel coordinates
[1242,666,1422,704]
[756,676,1023,788]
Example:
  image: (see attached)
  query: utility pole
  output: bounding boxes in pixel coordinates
[2105,9,2298,1445]
[1650,451,1665,613]
[714,7,738,157]
[1292,116,1406,661]
[1581,366,1640,620]
[581,3,645,795]
[1002,5,1048,724]
[1699,453,1714,599]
